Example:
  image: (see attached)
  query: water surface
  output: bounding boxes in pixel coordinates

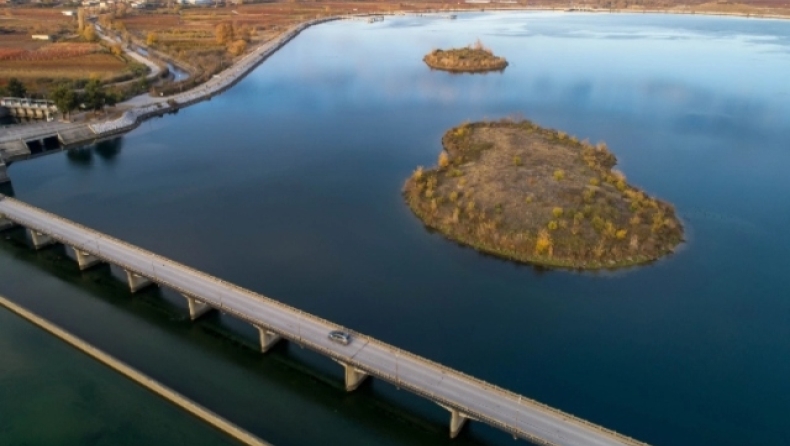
[2,12,790,446]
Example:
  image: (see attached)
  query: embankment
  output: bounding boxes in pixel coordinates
[0,294,270,446]
[87,16,340,142]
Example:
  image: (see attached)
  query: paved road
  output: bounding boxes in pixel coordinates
[1,17,336,148]
[95,26,162,82]
[0,121,79,143]
[0,195,647,446]
[0,28,161,146]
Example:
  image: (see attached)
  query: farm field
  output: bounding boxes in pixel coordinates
[0,51,128,80]
[1,0,788,98]
[0,8,136,95]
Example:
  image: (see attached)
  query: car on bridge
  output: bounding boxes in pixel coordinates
[328,330,351,345]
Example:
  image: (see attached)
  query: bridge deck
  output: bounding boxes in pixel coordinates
[0,195,647,446]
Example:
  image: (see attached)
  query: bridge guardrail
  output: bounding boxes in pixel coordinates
[0,188,648,445]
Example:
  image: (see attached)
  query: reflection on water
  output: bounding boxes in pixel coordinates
[66,147,93,166]
[3,12,790,446]
[0,181,15,197]
[65,138,123,167]
[95,138,123,162]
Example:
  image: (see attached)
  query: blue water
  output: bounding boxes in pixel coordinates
[2,12,790,445]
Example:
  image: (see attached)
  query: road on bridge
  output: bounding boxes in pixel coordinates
[0,195,648,446]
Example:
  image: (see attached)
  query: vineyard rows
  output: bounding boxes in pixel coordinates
[0,44,102,62]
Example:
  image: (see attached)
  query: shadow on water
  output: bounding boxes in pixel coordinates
[95,138,123,163]
[66,147,94,167]
[0,229,494,446]
[0,182,15,197]
[64,138,123,168]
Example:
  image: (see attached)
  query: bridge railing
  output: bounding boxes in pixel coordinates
[0,195,648,446]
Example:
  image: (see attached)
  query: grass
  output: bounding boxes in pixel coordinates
[402,119,684,270]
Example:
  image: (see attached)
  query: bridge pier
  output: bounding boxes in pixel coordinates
[256,326,282,353]
[124,269,154,293]
[438,404,472,438]
[336,361,369,391]
[448,408,470,439]
[65,246,102,270]
[184,295,213,320]
[0,162,9,184]
[26,228,55,249]
[0,213,14,231]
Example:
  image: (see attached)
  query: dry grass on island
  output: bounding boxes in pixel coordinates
[403,120,684,269]
[424,40,508,73]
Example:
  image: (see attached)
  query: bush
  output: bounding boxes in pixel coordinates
[590,177,600,186]
[552,207,563,218]
[604,221,617,238]
[591,216,605,232]
[553,169,565,181]
[547,220,558,231]
[535,229,553,255]
[412,166,424,181]
[583,188,595,203]
[616,229,628,239]
[228,39,247,56]
[513,156,522,166]
[438,152,450,169]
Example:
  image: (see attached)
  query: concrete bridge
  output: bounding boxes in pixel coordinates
[0,194,649,446]
[1,98,58,121]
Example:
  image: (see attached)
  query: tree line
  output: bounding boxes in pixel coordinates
[2,77,118,120]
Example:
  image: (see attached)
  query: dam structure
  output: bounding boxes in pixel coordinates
[0,194,648,446]
[1,98,58,121]
[0,16,340,183]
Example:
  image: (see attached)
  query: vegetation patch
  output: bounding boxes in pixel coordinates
[423,40,508,73]
[403,119,684,270]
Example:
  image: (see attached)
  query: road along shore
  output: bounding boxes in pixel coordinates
[3,7,786,161]
[0,293,271,446]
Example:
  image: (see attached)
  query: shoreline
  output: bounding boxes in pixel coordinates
[0,15,343,160]
[2,6,787,165]
[403,121,683,270]
[0,293,270,446]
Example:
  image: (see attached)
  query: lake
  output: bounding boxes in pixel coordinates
[2,11,789,445]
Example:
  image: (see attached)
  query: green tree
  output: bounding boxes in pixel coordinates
[51,83,77,119]
[82,79,105,111]
[6,78,26,98]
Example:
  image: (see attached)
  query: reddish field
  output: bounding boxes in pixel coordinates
[0,43,102,61]
[1,0,788,95]
[0,53,127,80]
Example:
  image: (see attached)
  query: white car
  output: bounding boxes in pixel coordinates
[328,330,351,345]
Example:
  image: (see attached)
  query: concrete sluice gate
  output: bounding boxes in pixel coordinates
[24,136,61,154]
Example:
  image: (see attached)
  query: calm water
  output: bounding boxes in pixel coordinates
[2,12,790,445]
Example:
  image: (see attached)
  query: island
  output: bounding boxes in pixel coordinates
[423,40,508,73]
[403,120,684,269]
